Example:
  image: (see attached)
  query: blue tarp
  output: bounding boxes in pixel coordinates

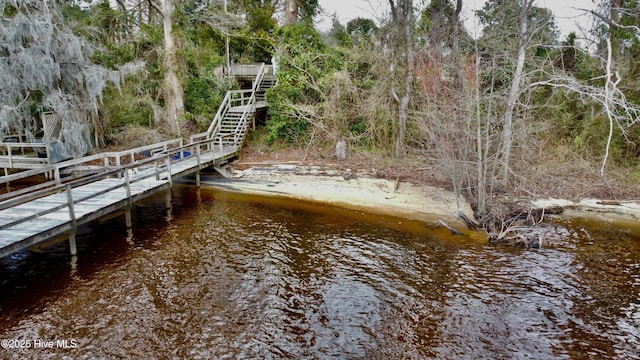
[139,150,191,160]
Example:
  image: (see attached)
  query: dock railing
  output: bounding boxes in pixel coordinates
[0,141,50,169]
[0,152,166,216]
[0,139,182,200]
[0,133,230,231]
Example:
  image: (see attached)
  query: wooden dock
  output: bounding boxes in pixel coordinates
[0,63,275,259]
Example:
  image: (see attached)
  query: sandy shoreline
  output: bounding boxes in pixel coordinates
[203,164,475,228]
[197,163,640,235]
[532,198,640,229]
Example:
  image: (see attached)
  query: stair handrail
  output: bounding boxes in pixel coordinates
[231,90,258,149]
[251,63,266,93]
[232,63,265,146]
[189,89,232,143]
[216,64,263,147]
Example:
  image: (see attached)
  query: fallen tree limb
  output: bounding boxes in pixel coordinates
[437,220,466,236]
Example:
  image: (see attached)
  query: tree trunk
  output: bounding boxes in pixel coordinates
[148,0,159,24]
[475,70,486,217]
[501,0,533,185]
[599,0,623,175]
[610,0,622,64]
[452,0,462,53]
[389,0,413,158]
[452,0,463,91]
[429,0,443,62]
[115,0,129,40]
[162,0,184,135]
[396,89,410,157]
[285,0,298,25]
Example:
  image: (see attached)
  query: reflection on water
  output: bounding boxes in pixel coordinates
[0,185,638,359]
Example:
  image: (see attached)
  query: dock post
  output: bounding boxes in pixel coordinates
[69,230,77,256]
[196,145,201,187]
[126,228,134,245]
[70,255,78,272]
[165,157,172,186]
[124,169,133,229]
[66,184,78,256]
[165,189,172,209]
[165,189,173,222]
[125,206,132,228]
[116,157,122,178]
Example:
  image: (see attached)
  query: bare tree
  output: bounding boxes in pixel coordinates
[449,0,464,95]
[428,0,445,61]
[501,0,535,185]
[388,0,414,158]
[535,1,640,175]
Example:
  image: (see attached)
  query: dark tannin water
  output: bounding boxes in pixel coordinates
[0,185,638,359]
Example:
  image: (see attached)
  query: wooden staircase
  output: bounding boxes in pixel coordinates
[190,63,276,152]
[256,75,276,103]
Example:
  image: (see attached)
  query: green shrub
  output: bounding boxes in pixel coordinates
[265,24,341,145]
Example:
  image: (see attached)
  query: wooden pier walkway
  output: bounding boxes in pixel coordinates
[0,63,275,259]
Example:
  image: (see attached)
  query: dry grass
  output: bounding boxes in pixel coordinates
[110,124,171,149]
[511,144,640,201]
